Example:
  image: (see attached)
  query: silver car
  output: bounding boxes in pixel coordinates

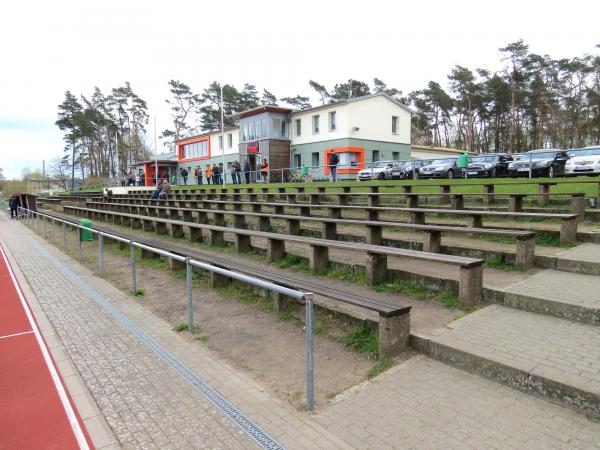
[357,161,397,181]
[418,158,458,179]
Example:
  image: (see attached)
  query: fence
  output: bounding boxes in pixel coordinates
[16,206,317,410]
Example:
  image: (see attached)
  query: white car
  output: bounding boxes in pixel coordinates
[357,161,397,181]
[565,146,600,176]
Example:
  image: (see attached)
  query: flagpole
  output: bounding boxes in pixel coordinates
[221,84,226,187]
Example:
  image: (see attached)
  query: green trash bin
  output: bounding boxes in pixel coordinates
[80,218,93,241]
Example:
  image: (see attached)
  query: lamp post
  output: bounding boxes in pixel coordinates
[221,84,226,187]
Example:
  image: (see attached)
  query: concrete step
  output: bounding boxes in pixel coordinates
[415,305,600,418]
[487,269,600,325]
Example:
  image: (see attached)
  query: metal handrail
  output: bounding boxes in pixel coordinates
[17,206,315,410]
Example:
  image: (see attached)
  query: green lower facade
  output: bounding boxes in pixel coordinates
[291,138,411,181]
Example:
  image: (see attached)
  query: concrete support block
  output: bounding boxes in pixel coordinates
[467,215,483,229]
[508,195,524,212]
[197,211,208,224]
[216,202,226,211]
[142,220,154,232]
[155,221,167,235]
[309,245,329,272]
[440,185,451,204]
[538,184,550,206]
[483,184,495,205]
[208,229,224,246]
[286,219,300,236]
[560,218,577,245]
[423,231,442,253]
[451,195,464,210]
[140,248,157,259]
[309,194,320,205]
[405,195,418,208]
[274,205,284,215]
[366,209,379,221]
[233,214,246,229]
[182,210,192,222]
[571,195,585,223]
[251,203,262,213]
[378,312,410,360]
[410,211,425,225]
[338,194,348,206]
[515,237,535,271]
[401,185,412,193]
[458,264,483,306]
[287,194,297,204]
[368,195,380,207]
[169,257,186,271]
[188,226,203,242]
[170,223,184,239]
[329,207,341,219]
[258,216,271,232]
[209,271,231,288]
[322,222,337,240]
[235,233,252,253]
[272,291,295,313]
[232,202,242,211]
[213,213,225,227]
[157,209,167,218]
[366,252,387,285]
[267,238,285,262]
[366,225,382,246]
[369,186,379,193]
[299,207,310,217]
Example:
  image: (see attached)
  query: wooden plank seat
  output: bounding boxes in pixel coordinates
[88,200,538,271]
[44,211,412,359]
[61,204,485,305]
[107,196,579,245]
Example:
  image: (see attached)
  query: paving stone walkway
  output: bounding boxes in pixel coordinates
[3,212,600,449]
[504,269,600,309]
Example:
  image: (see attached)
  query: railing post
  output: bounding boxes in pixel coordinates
[51,218,55,241]
[305,292,314,411]
[98,234,104,273]
[43,215,46,236]
[186,258,193,331]
[63,221,67,251]
[130,241,137,294]
[77,226,82,260]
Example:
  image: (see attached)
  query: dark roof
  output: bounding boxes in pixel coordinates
[230,105,292,120]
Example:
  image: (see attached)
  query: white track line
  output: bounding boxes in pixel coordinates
[0,243,90,450]
[0,330,34,340]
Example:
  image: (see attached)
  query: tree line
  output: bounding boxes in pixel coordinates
[55,39,599,186]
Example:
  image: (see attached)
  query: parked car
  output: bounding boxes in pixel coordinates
[417,158,458,179]
[357,161,397,181]
[390,160,427,179]
[459,153,514,178]
[507,149,569,178]
[565,146,600,176]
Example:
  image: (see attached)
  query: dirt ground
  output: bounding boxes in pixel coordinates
[38,222,415,410]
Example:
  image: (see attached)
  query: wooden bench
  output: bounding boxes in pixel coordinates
[90,199,537,271]
[62,204,485,305]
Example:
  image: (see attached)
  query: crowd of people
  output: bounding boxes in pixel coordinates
[178,160,269,186]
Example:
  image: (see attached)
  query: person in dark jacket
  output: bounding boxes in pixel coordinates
[8,194,21,219]
[243,160,251,184]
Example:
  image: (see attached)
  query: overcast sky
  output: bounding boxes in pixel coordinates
[1,0,598,179]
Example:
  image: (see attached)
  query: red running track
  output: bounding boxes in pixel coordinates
[0,242,93,450]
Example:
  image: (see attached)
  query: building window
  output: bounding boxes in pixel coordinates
[293,154,301,168]
[392,151,400,161]
[181,139,208,159]
[372,150,380,162]
[296,119,301,136]
[329,111,336,131]
[272,118,281,138]
[281,120,287,138]
[312,115,320,134]
[392,116,399,134]
[227,133,233,149]
[311,152,319,168]
[218,135,223,150]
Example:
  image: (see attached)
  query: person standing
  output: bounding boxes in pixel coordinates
[260,159,269,182]
[8,194,20,220]
[135,172,140,186]
[180,168,189,186]
[329,152,340,182]
[205,164,212,185]
[234,160,242,184]
[243,160,251,184]
[139,172,145,186]
[457,152,470,179]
